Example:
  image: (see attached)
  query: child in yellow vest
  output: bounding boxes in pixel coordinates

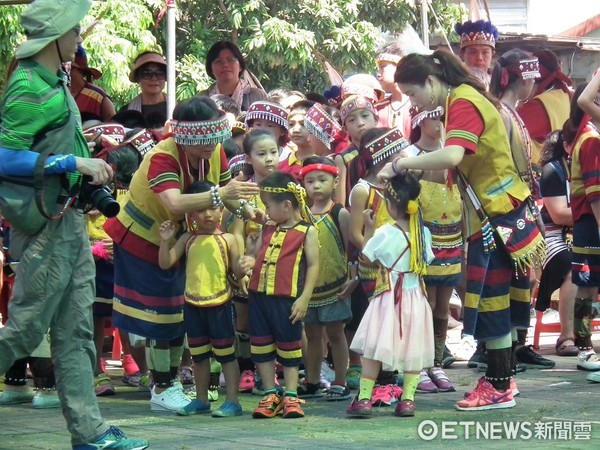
[297,157,356,401]
[158,180,245,417]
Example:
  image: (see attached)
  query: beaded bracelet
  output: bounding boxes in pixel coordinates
[210,186,224,208]
[235,200,248,220]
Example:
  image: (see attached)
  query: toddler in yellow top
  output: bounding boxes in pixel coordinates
[159,180,245,418]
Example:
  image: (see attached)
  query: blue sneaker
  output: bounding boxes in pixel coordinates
[175,399,211,416]
[211,400,243,417]
[73,426,148,449]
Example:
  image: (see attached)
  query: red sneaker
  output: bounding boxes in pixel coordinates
[252,393,283,418]
[346,397,372,416]
[455,378,515,411]
[281,396,305,418]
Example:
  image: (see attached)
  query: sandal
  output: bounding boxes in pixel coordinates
[555,338,578,357]
[325,384,351,401]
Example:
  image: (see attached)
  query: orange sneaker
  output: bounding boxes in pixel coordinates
[455,378,515,411]
[281,395,305,418]
[252,393,282,418]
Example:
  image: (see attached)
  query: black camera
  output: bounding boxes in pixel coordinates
[78,176,120,218]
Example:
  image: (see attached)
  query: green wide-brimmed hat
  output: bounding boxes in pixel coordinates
[15,0,92,60]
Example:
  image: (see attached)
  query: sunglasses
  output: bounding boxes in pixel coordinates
[139,70,166,81]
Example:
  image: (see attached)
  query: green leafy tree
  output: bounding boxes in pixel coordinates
[161,0,463,96]
[0,0,462,107]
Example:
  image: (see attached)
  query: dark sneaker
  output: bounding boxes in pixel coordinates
[516,345,556,368]
[297,381,324,399]
[252,393,283,418]
[72,426,149,449]
[442,346,456,368]
[467,342,486,368]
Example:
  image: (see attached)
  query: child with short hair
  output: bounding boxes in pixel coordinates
[297,157,355,401]
[278,100,316,180]
[240,171,320,419]
[333,95,379,206]
[158,180,245,417]
[348,171,435,418]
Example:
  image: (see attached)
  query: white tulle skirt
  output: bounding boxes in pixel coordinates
[350,286,435,372]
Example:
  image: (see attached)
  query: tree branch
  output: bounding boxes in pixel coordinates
[216,0,238,44]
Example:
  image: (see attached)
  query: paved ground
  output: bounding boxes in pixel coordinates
[1,321,600,449]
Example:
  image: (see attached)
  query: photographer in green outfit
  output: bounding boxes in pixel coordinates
[0,1,148,448]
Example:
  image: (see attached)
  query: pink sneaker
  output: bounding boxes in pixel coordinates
[510,377,520,397]
[346,397,372,416]
[428,367,455,392]
[371,385,393,406]
[239,369,255,393]
[455,378,515,411]
[416,370,438,393]
[122,354,140,375]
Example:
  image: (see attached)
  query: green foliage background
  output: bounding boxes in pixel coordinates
[0,0,462,109]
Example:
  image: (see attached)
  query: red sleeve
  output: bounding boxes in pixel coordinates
[147,152,182,193]
[445,99,485,154]
[580,137,600,203]
[219,145,231,186]
[517,99,551,142]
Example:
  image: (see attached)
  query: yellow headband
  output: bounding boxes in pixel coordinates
[261,182,313,224]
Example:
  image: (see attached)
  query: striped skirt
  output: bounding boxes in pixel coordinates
[464,231,530,340]
[112,244,185,340]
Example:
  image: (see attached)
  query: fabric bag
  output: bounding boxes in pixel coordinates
[0,87,79,236]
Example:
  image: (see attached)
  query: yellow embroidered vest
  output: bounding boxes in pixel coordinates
[529,90,570,165]
[116,137,222,246]
[450,85,530,237]
[311,207,347,306]
[184,233,232,307]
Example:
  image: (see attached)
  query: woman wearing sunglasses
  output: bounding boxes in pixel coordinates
[124,51,168,128]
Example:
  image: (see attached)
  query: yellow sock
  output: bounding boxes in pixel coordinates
[401,373,419,401]
[358,376,376,401]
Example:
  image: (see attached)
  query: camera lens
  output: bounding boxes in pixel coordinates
[90,187,120,217]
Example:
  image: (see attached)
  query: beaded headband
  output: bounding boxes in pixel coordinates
[509,58,541,80]
[455,20,498,50]
[228,154,251,175]
[232,121,248,134]
[125,128,158,157]
[365,127,409,165]
[299,163,340,179]
[261,182,313,223]
[411,106,444,129]
[304,103,342,148]
[84,123,126,147]
[340,95,377,125]
[171,114,232,146]
[245,101,289,131]
[376,53,402,65]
